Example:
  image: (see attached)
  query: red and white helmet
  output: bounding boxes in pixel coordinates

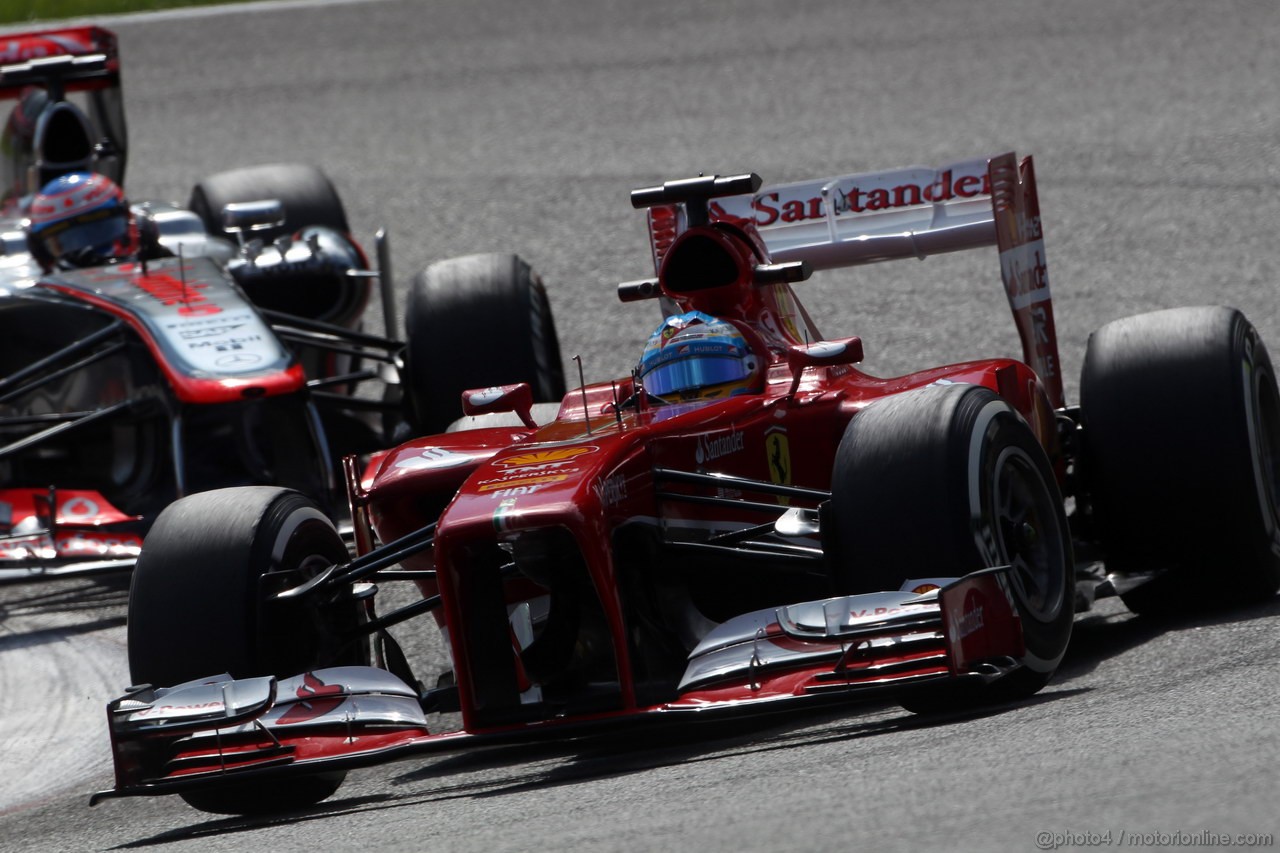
[25,171,139,271]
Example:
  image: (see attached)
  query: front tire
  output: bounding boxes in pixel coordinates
[827,383,1074,707]
[403,253,566,434]
[1079,306,1280,615]
[127,487,360,814]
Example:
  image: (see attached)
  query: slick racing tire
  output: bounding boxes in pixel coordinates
[1079,306,1280,616]
[827,383,1074,709]
[189,163,350,243]
[127,487,362,815]
[403,253,566,435]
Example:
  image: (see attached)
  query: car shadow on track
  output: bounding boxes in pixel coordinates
[1051,592,1280,686]
[0,576,129,646]
[0,616,127,654]
[0,575,130,617]
[108,593,1280,847]
[111,701,1023,849]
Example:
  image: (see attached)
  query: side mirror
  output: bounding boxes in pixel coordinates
[786,337,863,396]
[461,382,537,428]
[753,260,811,286]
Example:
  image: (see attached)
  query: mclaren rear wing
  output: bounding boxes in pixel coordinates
[0,26,128,201]
[0,26,120,99]
[644,153,1065,408]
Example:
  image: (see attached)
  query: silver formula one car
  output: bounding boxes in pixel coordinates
[1,26,566,580]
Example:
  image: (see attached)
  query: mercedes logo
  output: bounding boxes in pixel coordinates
[215,353,263,367]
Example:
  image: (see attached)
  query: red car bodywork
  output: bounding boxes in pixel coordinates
[99,152,1058,803]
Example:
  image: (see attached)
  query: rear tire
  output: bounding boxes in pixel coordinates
[827,383,1073,708]
[189,163,349,243]
[403,253,565,434]
[127,486,360,814]
[1079,306,1280,615]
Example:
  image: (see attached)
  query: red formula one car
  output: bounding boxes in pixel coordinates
[0,27,565,580]
[97,152,1280,815]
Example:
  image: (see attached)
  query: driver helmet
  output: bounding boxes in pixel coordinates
[637,311,762,403]
[25,171,139,271]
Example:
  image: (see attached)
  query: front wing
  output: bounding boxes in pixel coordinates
[0,488,144,582]
[94,569,1024,804]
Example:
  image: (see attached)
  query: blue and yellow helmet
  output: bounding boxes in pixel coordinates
[637,311,762,403]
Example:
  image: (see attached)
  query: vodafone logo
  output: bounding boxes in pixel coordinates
[132,272,222,316]
[0,33,89,64]
[61,496,99,518]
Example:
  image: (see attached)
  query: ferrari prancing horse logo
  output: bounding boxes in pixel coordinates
[765,427,791,487]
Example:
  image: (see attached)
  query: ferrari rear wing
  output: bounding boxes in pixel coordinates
[642,153,1065,407]
[718,157,995,271]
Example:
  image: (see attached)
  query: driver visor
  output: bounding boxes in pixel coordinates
[642,354,751,397]
[34,206,128,260]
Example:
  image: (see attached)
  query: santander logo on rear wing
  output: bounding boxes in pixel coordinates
[645,153,1064,408]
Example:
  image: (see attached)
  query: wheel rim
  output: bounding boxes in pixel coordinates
[1247,363,1280,536]
[991,446,1067,622]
